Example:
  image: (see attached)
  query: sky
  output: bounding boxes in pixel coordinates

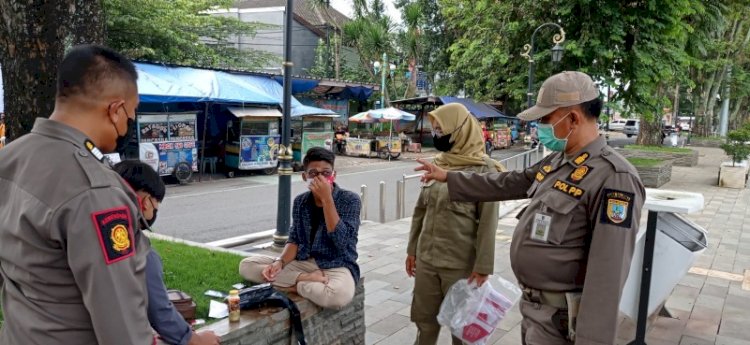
[329,0,402,24]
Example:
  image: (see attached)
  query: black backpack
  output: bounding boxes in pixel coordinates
[239,283,307,345]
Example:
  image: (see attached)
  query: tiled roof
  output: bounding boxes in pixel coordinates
[235,0,350,29]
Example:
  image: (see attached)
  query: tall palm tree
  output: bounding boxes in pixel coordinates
[399,2,422,98]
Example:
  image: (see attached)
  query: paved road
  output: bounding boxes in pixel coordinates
[156,147,536,243]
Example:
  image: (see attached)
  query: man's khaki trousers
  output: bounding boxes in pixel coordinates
[239,255,355,309]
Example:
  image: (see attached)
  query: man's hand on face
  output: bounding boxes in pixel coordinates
[415,159,447,183]
[309,175,334,203]
[188,330,221,345]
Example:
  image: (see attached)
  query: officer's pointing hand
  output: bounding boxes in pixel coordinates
[415,159,447,183]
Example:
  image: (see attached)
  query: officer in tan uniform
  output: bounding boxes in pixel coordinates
[416,71,645,345]
[0,45,153,344]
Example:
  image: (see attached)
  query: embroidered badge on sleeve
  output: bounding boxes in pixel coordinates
[91,206,135,265]
[599,189,635,228]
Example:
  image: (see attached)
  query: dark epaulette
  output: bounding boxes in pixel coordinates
[73,148,114,189]
[600,146,636,174]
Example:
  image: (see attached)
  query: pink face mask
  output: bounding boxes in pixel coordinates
[326,174,336,186]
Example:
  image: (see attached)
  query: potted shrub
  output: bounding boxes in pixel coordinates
[719,128,750,188]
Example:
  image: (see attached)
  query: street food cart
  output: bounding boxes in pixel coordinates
[372,136,401,159]
[136,112,198,184]
[491,123,513,149]
[224,107,281,177]
[291,115,337,168]
[349,107,414,160]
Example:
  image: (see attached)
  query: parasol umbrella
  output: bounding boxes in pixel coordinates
[350,107,416,160]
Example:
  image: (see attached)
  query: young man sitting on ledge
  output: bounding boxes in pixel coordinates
[239,147,361,309]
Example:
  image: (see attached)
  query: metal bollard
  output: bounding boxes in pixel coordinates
[379,181,386,223]
[396,180,404,219]
[360,185,368,221]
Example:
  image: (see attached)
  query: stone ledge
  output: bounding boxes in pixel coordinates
[202,279,366,345]
[633,160,672,188]
[616,148,699,167]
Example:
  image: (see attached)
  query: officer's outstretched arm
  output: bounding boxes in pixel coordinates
[575,172,645,345]
[445,162,540,203]
[57,187,152,345]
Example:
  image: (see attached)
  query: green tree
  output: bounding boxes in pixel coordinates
[438,0,703,144]
[685,1,750,136]
[342,0,399,104]
[104,0,278,69]
[0,0,105,141]
[396,0,457,97]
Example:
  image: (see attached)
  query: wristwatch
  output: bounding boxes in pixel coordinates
[273,257,284,267]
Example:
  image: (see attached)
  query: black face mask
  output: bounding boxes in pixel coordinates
[140,209,158,230]
[115,117,135,153]
[433,134,454,152]
[112,105,135,154]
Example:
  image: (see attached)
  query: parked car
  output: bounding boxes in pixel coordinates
[679,122,691,132]
[623,119,640,137]
[608,119,627,131]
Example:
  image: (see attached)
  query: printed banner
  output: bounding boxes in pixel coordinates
[302,132,333,156]
[239,135,280,169]
[168,114,197,142]
[139,143,159,172]
[298,97,349,118]
[149,141,198,175]
[345,138,372,156]
[375,136,401,152]
[139,115,169,143]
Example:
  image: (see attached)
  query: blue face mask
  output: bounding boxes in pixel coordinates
[537,112,572,152]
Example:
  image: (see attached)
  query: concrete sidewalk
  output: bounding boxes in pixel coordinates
[352,146,750,345]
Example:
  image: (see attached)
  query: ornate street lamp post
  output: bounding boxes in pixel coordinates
[520,23,566,109]
[274,0,295,249]
[373,53,388,109]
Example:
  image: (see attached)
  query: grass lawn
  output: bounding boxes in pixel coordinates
[152,238,247,321]
[625,144,693,153]
[627,157,663,168]
[0,238,246,327]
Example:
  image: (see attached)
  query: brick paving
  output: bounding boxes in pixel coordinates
[355,146,750,345]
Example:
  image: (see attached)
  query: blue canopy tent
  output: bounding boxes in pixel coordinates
[134,62,338,179]
[136,63,279,105]
[232,72,337,118]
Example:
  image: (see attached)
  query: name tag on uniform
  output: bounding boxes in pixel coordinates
[530,213,552,242]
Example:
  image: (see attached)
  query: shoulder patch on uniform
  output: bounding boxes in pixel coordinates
[84,139,105,162]
[573,152,590,166]
[542,165,552,173]
[552,179,585,200]
[91,206,136,265]
[600,189,635,228]
[567,165,593,183]
[536,171,546,182]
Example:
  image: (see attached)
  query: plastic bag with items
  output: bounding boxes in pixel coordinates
[437,278,522,345]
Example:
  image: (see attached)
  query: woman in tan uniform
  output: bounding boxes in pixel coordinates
[406,103,503,345]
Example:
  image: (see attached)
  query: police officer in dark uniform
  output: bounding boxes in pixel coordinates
[0,45,153,344]
[416,71,645,345]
